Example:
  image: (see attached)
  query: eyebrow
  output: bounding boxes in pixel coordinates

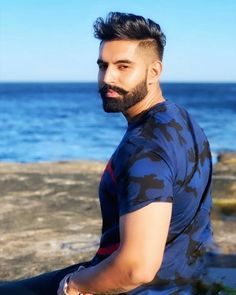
[97,59,134,65]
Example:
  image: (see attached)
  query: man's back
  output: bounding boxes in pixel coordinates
[94,100,212,293]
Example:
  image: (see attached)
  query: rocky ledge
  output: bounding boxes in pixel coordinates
[0,154,236,282]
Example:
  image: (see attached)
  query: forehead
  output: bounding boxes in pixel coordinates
[98,40,141,62]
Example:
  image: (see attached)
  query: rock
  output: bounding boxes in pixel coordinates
[0,161,105,281]
[213,153,236,200]
[0,154,236,282]
[217,153,236,166]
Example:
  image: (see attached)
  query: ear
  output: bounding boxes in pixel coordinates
[147,60,163,85]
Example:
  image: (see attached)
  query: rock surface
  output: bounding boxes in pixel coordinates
[0,161,104,281]
[211,153,236,255]
[0,154,236,281]
[213,153,236,200]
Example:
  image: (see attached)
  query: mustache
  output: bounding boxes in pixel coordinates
[98,84,129,96]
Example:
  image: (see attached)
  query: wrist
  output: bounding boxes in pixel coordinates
[63,273,84,295]
[63,274,72,295]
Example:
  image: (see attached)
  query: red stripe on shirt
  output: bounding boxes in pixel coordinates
[106,160,116,185]
[97,243,120,255]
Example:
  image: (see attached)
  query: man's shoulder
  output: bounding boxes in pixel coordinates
[113,132,173,177]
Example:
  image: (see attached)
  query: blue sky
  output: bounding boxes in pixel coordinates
[1,0,236,82]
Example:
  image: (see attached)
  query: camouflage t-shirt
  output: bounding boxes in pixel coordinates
[91,101,213,294]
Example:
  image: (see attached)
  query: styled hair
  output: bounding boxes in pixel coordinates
[93,12,166,60]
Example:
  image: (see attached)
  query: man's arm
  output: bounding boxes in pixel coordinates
[59,202,172,295]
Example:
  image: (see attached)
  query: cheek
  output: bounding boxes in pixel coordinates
[97,70,102,80]
[97,71,105,86]
[119,68,145,87]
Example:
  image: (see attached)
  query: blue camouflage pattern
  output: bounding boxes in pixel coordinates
[91,101,213,294]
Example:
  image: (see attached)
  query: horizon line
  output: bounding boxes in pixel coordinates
[0,80,236,84]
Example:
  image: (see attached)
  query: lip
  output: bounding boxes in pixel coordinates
[106,89,120,98]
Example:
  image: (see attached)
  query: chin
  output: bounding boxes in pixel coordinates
[103,105,121,113]
[102,98,124,113]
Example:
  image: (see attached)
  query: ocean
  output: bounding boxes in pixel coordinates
[0,82,235,164]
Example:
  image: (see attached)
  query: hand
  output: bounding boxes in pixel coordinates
[57,266,93,295]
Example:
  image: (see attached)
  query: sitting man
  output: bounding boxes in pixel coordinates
[0,12,213,295]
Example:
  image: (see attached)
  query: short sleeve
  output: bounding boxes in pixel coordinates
[117,149,174,216]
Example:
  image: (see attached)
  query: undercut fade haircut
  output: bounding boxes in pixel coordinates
[93,12,166,60]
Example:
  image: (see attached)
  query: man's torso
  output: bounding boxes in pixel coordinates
[92,101,212,293]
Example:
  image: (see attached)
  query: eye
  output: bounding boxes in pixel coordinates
[98,64,107,71]
[118,64,129,70]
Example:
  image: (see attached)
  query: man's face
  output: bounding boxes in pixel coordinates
[97,40,149,113]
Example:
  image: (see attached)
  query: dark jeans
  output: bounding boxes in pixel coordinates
[0,261,91,295]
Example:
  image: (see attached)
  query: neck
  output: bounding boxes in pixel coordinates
[123,85,165,122]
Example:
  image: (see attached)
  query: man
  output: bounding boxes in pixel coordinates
[0,12,212,295]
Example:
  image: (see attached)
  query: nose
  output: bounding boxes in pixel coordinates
[100,66,116,85]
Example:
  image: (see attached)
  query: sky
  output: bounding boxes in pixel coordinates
[1,0,236,82]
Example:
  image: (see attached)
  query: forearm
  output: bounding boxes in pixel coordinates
[68,250,144,294]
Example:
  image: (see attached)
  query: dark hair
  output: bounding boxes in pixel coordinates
[93,12,166,60]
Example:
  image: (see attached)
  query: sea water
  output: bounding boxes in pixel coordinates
[0,82,235,163]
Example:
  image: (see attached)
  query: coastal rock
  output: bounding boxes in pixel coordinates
[0,155,236,281]
[213,153,236,199]
[0,161,104,281]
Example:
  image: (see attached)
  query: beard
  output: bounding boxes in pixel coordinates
[98,78,148,113]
